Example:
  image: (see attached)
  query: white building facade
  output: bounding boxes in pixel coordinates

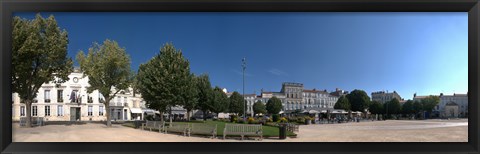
[413,93,468,118]
[437,93,468,118]
[12,70,147,122]
[371,91,402,104]
[252,82,338,113]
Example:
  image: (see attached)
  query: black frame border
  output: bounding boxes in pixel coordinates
[1,0,479,154]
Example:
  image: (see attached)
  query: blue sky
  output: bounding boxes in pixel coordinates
[15,12,468,100]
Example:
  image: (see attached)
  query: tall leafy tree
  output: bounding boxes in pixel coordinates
[402,100,415,116]
[369,101,384,115]
[196,74,214,121]
[77,39,132,127]
[211,86,229,117]
[181,73,198,121]
[334,95,351,111]
[229,91,244,116]
[253,100,266,116]
[266,96,283,115]
[346,90,371,116]
[384,98,401,116]
[12,14,73,127]
[135,43,191,122]
[412,101,424,118]
[137,61,167,121]
[421,95,440,116]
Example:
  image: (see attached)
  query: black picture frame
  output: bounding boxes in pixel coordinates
[1,0,478,154]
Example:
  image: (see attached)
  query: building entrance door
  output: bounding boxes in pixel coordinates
[70,107,81,121]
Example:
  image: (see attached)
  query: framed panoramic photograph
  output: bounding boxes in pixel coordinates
[1,0,479,154]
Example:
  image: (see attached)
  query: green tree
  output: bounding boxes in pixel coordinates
[137,62,166,121]
[369,101,384,115]
[402,100,415,117]
[135,43,191,122]
[195,74,214,121]
[181,73,198,121]
[346,90,371,117]
[266,96,283,115]
[12,14,73,127]
[229,91,244,115]
[211,86,229,116]
[334,95,351,111]
[384,98,401,118]
[253,100,266,116]
[412,101,424,119]
[77,39,132,127]
[421,95,440,117]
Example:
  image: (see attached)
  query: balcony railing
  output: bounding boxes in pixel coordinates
[109,102,127,107]
[45,99,51,103]
[58,98,63,103]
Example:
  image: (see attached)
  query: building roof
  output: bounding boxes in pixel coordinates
[303,89,320,93]
[413,96,427,99]
[446,101,459,106]
[282,82,303,86]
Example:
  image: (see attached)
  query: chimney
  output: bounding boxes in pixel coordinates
[313,88,316,91]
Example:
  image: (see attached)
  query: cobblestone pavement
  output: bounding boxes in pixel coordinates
[13,119,468,142]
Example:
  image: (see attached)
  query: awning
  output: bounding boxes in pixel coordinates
[308,110,320,114]
[142,109,156,115]
[130,108,142,114]
[144,111,155,115]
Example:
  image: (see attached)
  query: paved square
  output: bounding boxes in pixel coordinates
[12,119,467,142]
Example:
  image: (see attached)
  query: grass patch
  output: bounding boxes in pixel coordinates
[176,120,297,137]
[121,120,297,138]
[121,122,135,128]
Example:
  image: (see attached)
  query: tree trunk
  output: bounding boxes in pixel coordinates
[159,111,164,121]
[186,109,191,121]
[25,100,32,128]
[105,99,112,127]
[169,106,173,123]
[202,110,207,121]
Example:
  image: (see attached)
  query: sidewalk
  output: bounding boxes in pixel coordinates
[12,119,468,142]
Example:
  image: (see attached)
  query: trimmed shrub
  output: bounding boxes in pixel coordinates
[145,115,154,121]
[272,114,280,122]
[279,117,288,123]
[237,118,246,124]
[297,117,305,123]
[230,115,238,123]
[247,117,256,124]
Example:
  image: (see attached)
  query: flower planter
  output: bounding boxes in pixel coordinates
[305,119,311,125]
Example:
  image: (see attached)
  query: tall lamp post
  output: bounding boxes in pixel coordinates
[242,57,246,122]
[386,101,388,120]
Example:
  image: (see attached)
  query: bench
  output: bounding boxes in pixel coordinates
[20,117,44,127]
[286,123,299,132]
[165,122,190,136]
[141,121,164,133]
[190,123,217,139]
[223,124,263,140]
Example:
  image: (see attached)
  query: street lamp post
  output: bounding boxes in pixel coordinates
[386,102,388,120]
[242,58,246,122]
